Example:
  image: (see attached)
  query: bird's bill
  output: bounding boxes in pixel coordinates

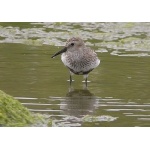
[51,47,67,58]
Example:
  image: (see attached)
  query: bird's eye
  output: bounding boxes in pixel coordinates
[71,43,74,46]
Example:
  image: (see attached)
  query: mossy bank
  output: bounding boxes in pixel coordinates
[0,90,35,127]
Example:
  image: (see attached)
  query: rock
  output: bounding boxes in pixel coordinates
[0,90,34,127]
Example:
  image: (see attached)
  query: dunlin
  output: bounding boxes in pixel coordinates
[51,37,100,86]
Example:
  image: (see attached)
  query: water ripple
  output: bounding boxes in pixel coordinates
[16,95,150,127]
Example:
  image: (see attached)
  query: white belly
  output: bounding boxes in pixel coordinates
[61,53,100,74]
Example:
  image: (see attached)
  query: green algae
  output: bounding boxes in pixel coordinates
[82,115,117,122]
[123,22,135,28]
[0,90,53,127]
[0,90,34,127]
[119,37,140,44]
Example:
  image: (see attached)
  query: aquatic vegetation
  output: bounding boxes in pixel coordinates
[0,90,34,126]
[82,115,118,122]
[0,90,52,127]
[0,22,150,57]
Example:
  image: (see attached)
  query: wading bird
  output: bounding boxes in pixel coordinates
[51,37,100,86]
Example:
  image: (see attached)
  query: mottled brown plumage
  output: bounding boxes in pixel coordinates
[51,37,100,85]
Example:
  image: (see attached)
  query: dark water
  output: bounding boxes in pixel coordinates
[0,22,150,126]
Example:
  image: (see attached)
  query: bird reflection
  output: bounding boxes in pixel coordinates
[60,87,98,117]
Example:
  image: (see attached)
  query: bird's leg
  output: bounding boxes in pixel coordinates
[69,74,72,85]
[83,74,88,87]
[67,71,74,85]
[85,79,87,87]
[85,75,88,87]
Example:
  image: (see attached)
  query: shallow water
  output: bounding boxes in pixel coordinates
[0,22,150,126]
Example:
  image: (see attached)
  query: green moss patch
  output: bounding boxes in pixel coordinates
[0,90,34,127]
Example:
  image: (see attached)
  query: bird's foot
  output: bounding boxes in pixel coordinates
[82,80,91,83]
[67,79,75,82]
